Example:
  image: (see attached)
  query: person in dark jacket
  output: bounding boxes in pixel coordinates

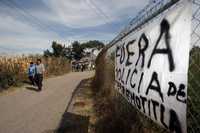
[35,59,45,91]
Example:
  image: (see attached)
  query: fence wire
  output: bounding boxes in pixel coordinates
[108,0,178,48]
[104,0,200,132]
[187,0,200,132]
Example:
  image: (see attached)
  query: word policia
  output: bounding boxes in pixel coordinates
[115,19,187,133]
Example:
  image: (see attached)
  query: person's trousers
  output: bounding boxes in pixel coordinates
[35,74,43,90]
[28,76,35,85]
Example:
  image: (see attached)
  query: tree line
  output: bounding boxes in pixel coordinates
[43,40,105,60]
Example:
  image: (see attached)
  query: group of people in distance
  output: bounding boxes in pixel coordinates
[72,61,95,72]
[72,63,87,72]
[28,59,45,91]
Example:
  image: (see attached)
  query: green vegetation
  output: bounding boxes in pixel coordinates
[72,41,84,60]
[44,40,105,60]
[44,41,70,58]
[81,40,104,50]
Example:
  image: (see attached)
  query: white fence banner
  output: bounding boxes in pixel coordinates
[115,0,191,133]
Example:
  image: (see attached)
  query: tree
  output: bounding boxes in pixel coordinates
[72,41,83,60]
[43,40,105,60]
[43,49,52,57]
[64,47,73,60]
[52,41,65,57]
[81,40,105,50]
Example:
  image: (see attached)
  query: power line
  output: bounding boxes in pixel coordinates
[85,0,111,24]
[4,0,57,32]
[0,0,113,42]
[0,0,49,32]
[0,0,65,38]
[89,0,110,21]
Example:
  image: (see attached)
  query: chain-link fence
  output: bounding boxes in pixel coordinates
[188,47,200,133]
[188,1,200,131]
[101,0,200,132]
[107,0,179,49]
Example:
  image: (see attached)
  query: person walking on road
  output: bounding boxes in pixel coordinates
[35,59,45,91]
[28,62,36,86]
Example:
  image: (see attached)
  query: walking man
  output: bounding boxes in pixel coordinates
[28,62,35,86]
[35,59,45,91]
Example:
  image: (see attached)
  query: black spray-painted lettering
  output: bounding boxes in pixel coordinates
[137,72,144,93]
[116,46,121,58]
[120,43,126,64]
[167,82,187,104]
[140,95,147,114]
[169,109,182,133]
[151,99,159,120]
[146,72,164,102]
[136,96,141,110]
[135,33,149,68]
[131,90,136,106]
[116,81,184,132]
[160,104,168,129]
[115,17,187,133]
[177,84,186,103]
[126,40,135,66]
[130,68,137,89]
[148,100,151,117]
[147,19,175,72]
[167,82,177,96]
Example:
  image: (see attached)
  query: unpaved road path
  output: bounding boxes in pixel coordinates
[0,71,94,133]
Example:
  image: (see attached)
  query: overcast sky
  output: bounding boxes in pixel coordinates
[0,0,149,54]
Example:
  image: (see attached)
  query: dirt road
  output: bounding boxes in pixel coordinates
[0,71,94,133]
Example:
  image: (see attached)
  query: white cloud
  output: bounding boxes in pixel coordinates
[0,16,63,54]
[0,15,115,54]
[0,0,149,54]
[41,0,148,28]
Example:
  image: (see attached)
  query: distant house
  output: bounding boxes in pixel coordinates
[83,48,101,60]
[71,48,102,71]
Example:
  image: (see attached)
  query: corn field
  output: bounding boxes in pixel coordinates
[0,55,71,91]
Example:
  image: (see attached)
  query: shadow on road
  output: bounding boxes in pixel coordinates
[26,87,39,92]
[55,112,89,133]
[22,80,31,84]
[55,79,91,133]
[43,79,91,133]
